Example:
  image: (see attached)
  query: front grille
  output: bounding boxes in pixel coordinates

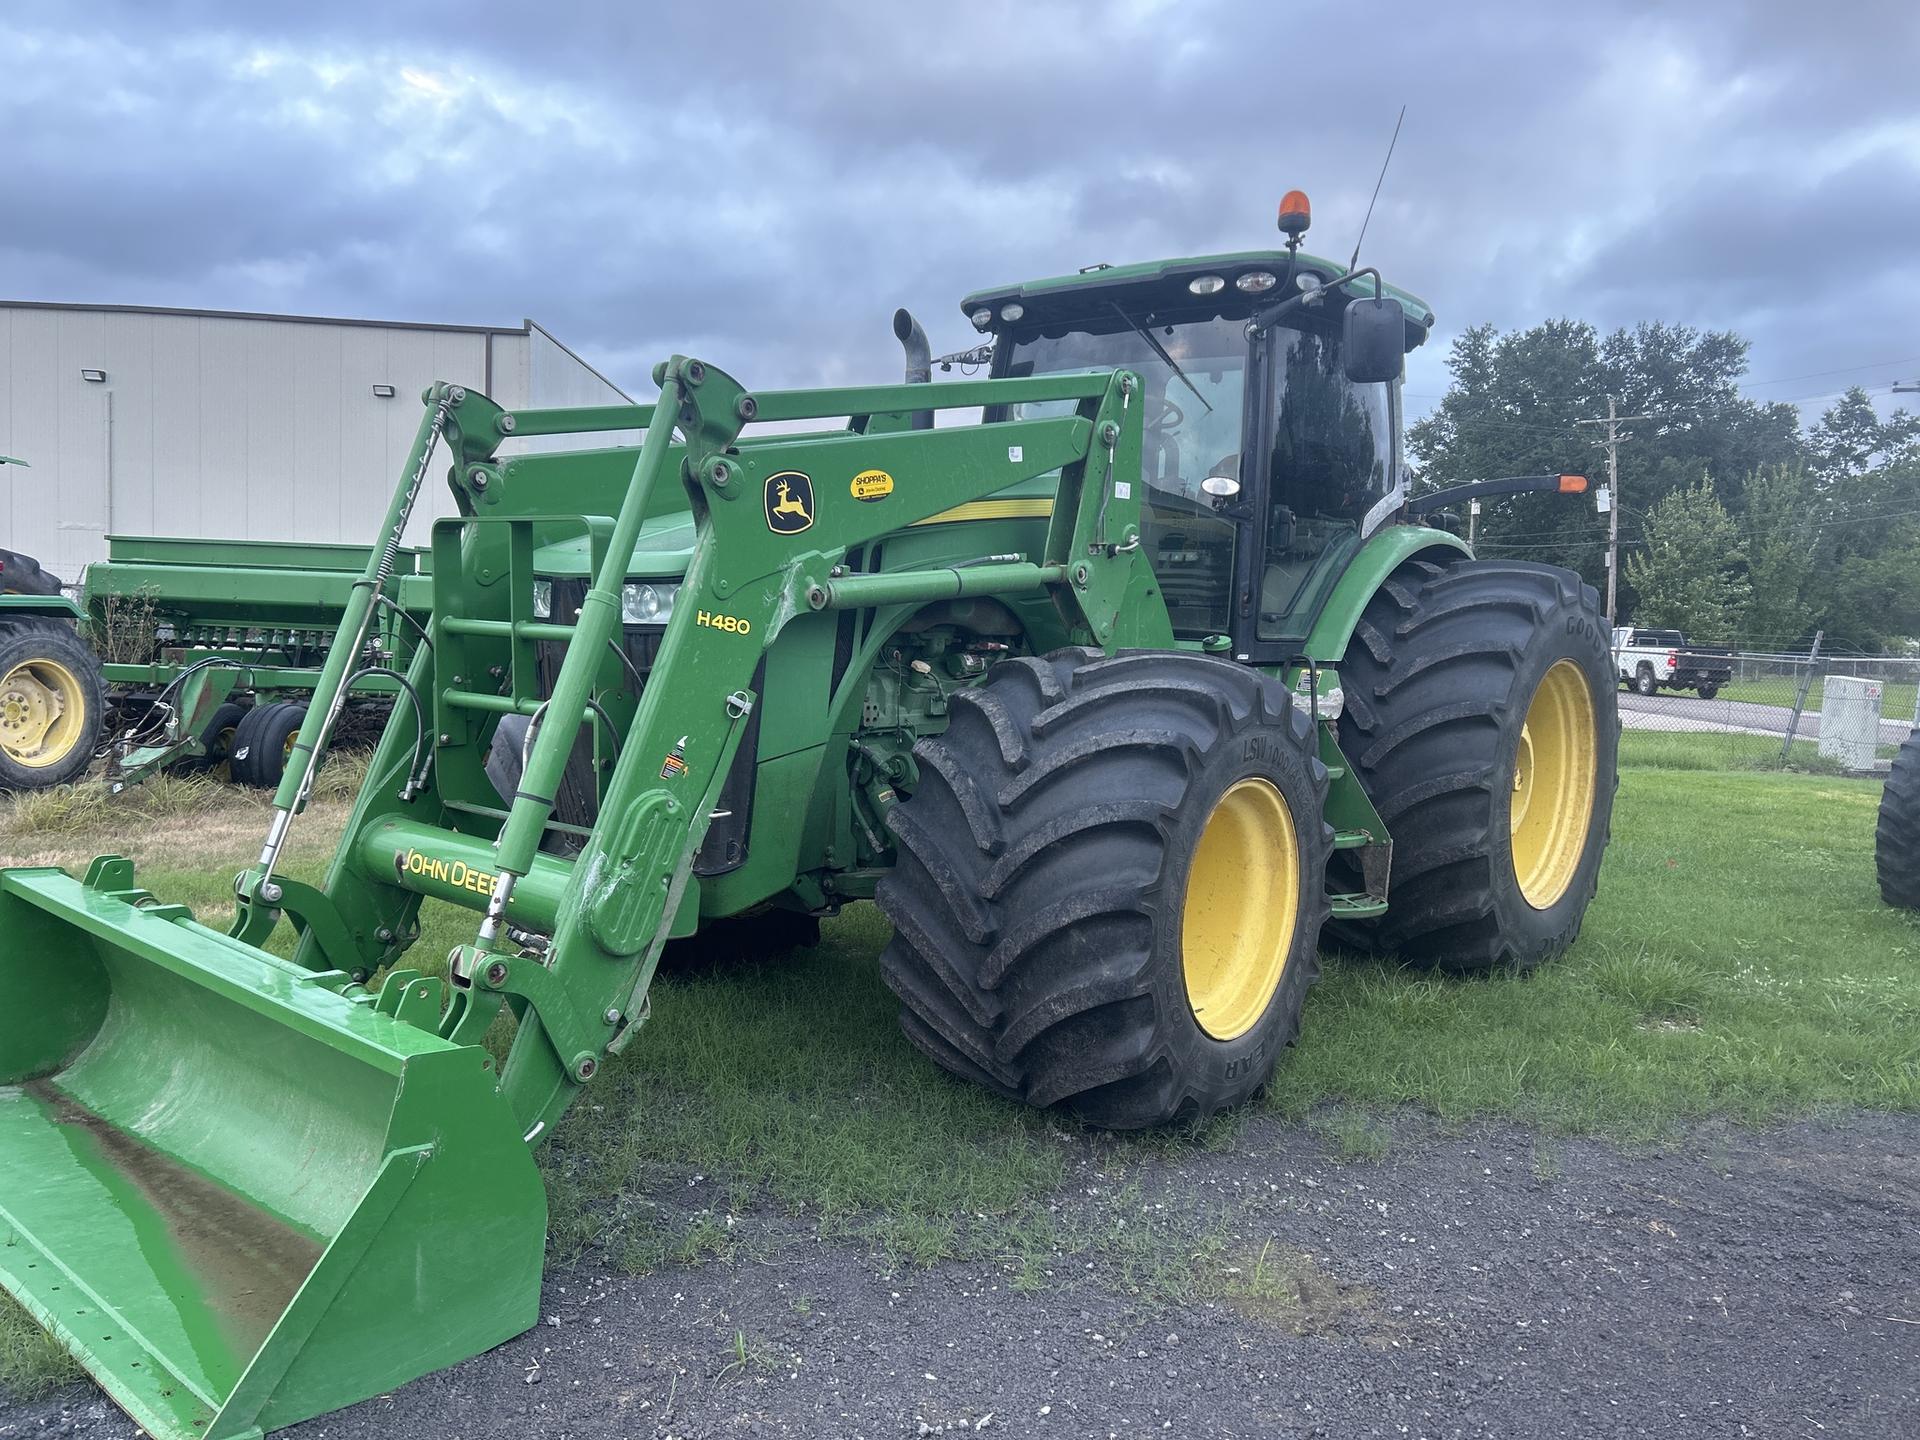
[532,578,754,876]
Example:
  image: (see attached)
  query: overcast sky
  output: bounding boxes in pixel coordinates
[6,0,1917,424]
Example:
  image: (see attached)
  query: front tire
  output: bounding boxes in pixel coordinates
[877,649,1331,1129]
[1335,559,1618,971]
[1877,733,1920,910]
[0,623,105,790]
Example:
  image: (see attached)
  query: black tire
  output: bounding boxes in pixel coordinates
[175,701,247,777]
[1334,558,1619,972]
[877,649,1331,1130]
[659,908,821,973]
[230,701,307,788]
[0,622,105,790]
[1877,733,1920,910]
[0,548,65,598]
[1697,682,1721,700]
[1634,663,1657,696]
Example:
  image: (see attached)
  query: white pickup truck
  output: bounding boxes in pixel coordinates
[1612,627,1735,699]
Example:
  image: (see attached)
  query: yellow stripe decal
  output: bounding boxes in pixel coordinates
[910,498,1055,526]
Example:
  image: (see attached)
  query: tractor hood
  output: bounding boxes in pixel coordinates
[531,511,696,584]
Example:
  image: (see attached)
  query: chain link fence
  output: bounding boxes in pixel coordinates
[1614,645,1918,774]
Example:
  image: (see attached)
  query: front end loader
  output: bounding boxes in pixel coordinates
[0,203,1618,1436]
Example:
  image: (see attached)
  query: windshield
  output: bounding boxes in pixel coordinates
[997,312,1401,645]
[1000,315,1247,638]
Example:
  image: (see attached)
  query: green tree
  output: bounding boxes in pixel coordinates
[1409,319,1803,599]
[1739,464,1821,649]
[1624,480,1750,643]
[1807,387,1920,484]
[1802,390,1920,652]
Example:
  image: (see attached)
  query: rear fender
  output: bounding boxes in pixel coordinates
[1301,525,1470,665]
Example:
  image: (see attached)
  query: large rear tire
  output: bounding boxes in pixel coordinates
[1877,733,1920,910]
[1335,558,1618,971]
[0,623,104,790]
[877,649,1331,1129]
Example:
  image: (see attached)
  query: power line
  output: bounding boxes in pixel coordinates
[1740,356,1920,388]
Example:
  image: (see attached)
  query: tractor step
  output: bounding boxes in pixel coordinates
[1330,828,1377,851]
[1326,890,1389,919]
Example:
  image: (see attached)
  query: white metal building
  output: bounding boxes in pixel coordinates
[0,302,633,583]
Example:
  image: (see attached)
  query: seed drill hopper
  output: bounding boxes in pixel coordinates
[1,219,1618,1438]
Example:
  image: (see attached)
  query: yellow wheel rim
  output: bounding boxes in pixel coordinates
[1181,777,1301,1041]
[211,723,239,778]
[1510,659,1599,909]
[0,657,86,769]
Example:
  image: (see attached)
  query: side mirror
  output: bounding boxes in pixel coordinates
[1342,296,1406,384]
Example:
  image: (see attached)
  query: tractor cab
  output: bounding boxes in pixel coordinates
[961,217,1432,661]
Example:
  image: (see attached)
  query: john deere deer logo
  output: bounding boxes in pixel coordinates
[764,471,815,534]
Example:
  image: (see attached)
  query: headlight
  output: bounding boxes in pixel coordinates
[532,580,552,618]
[1187,274,1226,296]
[1235,271,1277,293]
[999,302,1025,322]
[621,581,679,625]
[969,307,993,332]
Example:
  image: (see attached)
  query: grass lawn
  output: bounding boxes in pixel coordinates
[1717,674,1918,720]
[3,746,1917,1397]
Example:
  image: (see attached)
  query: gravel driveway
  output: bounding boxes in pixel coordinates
[4,1112,1915,1440]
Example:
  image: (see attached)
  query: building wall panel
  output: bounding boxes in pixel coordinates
[0,304,625,582]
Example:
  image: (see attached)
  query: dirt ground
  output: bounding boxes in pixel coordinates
[4,1110,1915,1440]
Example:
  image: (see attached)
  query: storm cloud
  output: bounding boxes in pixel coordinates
[4,0,1916,418]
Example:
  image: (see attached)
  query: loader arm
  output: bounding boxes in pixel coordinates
[446,358,1162,1139]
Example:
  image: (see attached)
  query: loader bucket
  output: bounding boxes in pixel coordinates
[0,860,547,1440]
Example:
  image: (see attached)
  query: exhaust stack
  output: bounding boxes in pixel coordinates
[892,308,934,430]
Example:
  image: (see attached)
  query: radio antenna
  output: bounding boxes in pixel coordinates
[1348,105,1406,274]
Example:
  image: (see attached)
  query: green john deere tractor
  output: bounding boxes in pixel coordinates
[0,457,107,789]
[0,203,1617,1438]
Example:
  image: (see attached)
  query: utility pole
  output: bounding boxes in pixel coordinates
[1576,397,1652,626]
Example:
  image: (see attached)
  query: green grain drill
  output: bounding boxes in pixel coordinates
[0,200,1619,1438]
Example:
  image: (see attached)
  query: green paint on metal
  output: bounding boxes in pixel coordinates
[1302,526,1472,664]
[0,867,542,1440]
[0,594,83,621]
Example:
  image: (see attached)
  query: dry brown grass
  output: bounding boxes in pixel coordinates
[0,762,362,873]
